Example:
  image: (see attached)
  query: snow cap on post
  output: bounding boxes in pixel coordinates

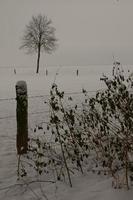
[16,80,27,96]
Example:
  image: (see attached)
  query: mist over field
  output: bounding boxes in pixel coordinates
[1,0,133,199]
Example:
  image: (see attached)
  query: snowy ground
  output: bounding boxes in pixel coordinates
[0,65,133,200]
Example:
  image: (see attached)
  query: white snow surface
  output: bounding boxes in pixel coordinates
[0,65,133,200]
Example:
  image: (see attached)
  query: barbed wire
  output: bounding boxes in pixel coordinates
[0,115,15,120]
[0,89,104,102]
[0,102,84,121]
[1,87,133,102]
[0,110,50,120]
[0,97,15,102]
[2,87,132,120]
[0,88,105,120]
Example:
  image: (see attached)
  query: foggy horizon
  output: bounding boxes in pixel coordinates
[0,0,133,66]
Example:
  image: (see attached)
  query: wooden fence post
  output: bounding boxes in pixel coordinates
[16,81,28,154]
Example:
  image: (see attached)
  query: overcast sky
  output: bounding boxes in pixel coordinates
[0,0,133,67]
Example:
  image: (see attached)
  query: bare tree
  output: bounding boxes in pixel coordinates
[20,14,57,73]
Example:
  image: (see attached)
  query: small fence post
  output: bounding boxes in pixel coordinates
[16,81,28,154]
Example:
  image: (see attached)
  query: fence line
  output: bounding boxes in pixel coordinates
[0,102,83,121]
[0,110,50,120]
[0,115,16,120]
[0,97,15,102]
[0,89,105,121]
[0,89,104,102]
[0,104,82,120]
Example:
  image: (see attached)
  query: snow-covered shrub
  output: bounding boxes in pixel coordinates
[82,62,133,189]
[17,63,133,189]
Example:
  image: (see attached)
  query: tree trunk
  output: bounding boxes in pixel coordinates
[36,44,41,74]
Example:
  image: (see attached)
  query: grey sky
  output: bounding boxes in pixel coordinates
[0,0,133,67]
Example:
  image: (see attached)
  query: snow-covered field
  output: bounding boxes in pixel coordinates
[0,65,133,200]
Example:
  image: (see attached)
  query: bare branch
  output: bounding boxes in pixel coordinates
[20,14,58,73]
